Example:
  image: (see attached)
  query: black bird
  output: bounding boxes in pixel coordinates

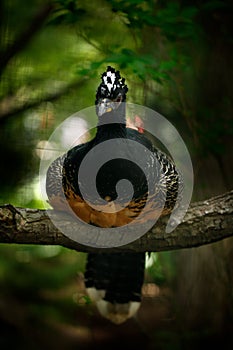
[46,66,181,324]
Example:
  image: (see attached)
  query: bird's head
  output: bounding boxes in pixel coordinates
[95,66,128,118]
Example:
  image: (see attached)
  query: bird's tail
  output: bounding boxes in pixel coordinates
[85,252,145,324]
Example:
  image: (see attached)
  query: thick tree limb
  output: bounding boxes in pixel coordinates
[0,190,232,253]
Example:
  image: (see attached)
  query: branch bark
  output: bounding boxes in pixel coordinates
[0,190,232,253]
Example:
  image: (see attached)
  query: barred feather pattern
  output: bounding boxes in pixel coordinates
[46,66,182,324]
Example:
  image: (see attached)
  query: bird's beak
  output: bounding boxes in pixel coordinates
[96,98,123,117]
[96,98,113,117]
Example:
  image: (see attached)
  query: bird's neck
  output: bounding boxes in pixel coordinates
[95,122,126,141]
[95,107,127,140]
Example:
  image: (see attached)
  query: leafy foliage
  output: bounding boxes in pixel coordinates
[0,0,233,347]
[49,0,86,25]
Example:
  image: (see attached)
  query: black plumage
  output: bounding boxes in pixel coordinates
[85,253,145,303]
[46,66,182,323]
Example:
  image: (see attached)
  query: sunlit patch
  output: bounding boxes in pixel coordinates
[36,140,58,160]
[142,283,160,297]
[145,253,157,268]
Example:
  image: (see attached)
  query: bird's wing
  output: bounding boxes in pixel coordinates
[46,153,68,211]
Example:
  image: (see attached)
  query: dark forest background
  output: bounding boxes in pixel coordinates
[0,1,233,349]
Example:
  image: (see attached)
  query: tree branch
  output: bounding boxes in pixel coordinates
[0,190,232,253]
[0,3,53,77]
[0,77,88,122]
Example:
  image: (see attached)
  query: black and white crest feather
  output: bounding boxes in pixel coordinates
[95,66,128,104]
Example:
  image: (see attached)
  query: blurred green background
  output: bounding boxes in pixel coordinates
[0,0,233,349]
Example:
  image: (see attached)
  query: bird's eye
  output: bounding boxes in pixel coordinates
[115,95,122,103]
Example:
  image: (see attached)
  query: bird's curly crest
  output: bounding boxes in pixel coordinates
[95,66,128,104]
